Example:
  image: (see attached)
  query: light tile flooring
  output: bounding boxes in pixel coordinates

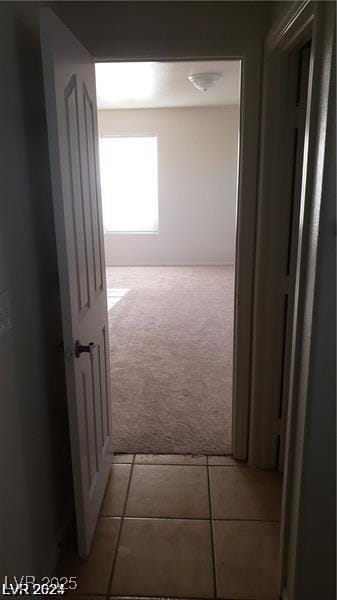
[59,454,283,600]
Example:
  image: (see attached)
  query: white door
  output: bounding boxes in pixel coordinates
[40,9,112,556]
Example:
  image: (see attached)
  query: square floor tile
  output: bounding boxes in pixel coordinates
[111,454,134,464]
[58,517,121,595]
[110,518,214,598]
[101,465,132,516]
[209,466,283,520]
[135,454,207,465]
[213,520,279,599]
[208,455,246,466]
[126,464,209,518]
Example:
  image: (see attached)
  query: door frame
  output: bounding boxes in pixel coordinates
[250,0,335,597]
[94,50,262,462]
[249,1,315,470]
[278,3,335,598]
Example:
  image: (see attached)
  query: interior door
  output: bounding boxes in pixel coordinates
[40,8,112,556]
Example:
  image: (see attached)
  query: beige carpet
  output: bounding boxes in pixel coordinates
[107,266,234,455]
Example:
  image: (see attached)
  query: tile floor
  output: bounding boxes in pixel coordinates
[59,454,283,600]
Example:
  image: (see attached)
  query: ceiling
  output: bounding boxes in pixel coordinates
[95,60,241,110]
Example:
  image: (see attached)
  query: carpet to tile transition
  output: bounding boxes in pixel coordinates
[106,266,234,455]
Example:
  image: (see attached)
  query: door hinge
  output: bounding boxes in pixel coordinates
[57,340,74,362]
[64,347,74,362]
[56,340,64,353]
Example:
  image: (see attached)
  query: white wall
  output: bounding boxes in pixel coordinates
[98,106,239,265]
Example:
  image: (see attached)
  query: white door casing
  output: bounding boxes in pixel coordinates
[40,8,112,556]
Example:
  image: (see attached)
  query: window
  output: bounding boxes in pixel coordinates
[99,136,159,233]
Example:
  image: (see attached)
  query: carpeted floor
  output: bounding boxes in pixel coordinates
[106,266,234,455]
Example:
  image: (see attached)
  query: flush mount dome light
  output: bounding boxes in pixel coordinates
[188,72,222,92]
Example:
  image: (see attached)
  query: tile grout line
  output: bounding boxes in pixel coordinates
[113,455,247,466]
[113,462,246,468]
[107,596,262,600]
[118,515,281,523]
[105,454,136,600]
[77,593,265,600]
[102,595,263,600]
[206,464,217,600]
[112,464,246,469]
[134,461,209,467]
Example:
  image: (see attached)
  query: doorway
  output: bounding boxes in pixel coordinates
[95,60,241,456]
[39,1,332,595]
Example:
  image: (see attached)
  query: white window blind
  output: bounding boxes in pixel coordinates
[99,136,159,233]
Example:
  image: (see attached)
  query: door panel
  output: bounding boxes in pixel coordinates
[40,8,112,556]
[82,85,104,296]
[65,75,91,314]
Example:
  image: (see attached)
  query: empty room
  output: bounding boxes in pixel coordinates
[96,60,241,457]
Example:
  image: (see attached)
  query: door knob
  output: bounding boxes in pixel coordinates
[75,340,96,358]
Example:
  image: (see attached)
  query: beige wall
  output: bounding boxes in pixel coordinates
[99,105,239,265]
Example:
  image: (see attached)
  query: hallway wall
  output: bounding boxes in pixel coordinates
[99,106,239,266]
[0,2,72,579]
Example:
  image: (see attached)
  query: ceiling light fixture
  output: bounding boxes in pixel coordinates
[188,72,222,92]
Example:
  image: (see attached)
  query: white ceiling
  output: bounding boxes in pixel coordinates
[95,60,241,110]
